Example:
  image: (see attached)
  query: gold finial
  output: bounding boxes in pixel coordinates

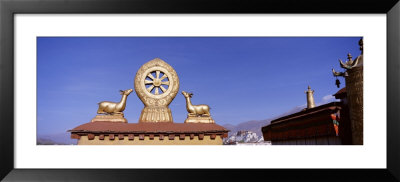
[305,86,316,109]
[332,38,363,87]
[339,52,359,70]
[347,53,353,62]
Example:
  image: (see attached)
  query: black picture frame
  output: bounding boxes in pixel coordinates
[1,0,399,181]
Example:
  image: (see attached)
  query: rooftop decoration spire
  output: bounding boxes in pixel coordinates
[332,38,363,88]
[305,86,316,109]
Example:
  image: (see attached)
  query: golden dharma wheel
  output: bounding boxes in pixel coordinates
[134,58,179,122]
[142,66,173,98]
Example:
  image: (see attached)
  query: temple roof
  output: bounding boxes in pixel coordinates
[69,122,229,134]
[262,102,342,141]
[269,102,342,125]
[333,87,346,99]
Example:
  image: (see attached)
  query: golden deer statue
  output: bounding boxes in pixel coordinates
[182,91,211,117]
[97,89,133,115]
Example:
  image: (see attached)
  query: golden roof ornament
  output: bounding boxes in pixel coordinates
[332,38,363,78]
[305,86,316,109]
[97,89,133,115]
[182,91,215,123]
[91,89,133,123]
[338,53,360,70]
[134,58,179,123]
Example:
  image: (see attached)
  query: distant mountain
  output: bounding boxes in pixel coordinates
[37,132,77,145]
[37,137,67,145]
[222,104,305,140]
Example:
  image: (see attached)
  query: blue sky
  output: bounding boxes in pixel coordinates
[37,37,361,136]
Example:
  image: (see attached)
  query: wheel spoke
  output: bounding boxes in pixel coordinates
[147,85,154,92]
[160,85,167,92]
[156,71,160,79]
[160,74,168,81]
[154,87,159,95]
[145,71,168,95]
[147,73,155,80]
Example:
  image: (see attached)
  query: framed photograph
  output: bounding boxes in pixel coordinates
[1,0,399,181]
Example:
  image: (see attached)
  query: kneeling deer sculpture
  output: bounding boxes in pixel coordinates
[182,91,210,117]
[97,89,133,115]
